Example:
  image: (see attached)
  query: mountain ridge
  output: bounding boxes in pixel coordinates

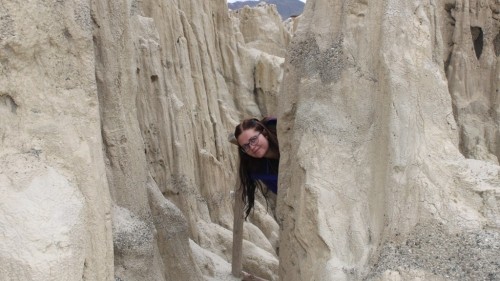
[228,0,304,20]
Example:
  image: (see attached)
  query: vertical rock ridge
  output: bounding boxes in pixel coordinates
[445,0,500,163]
[278,0,499,280]
[92,0,286,280]
[1,0,113,280]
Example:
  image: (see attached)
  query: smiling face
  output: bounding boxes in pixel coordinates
[237,128,269,158]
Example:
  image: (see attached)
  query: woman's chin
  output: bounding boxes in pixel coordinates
[256,151,267,158]
[250,149,264,158]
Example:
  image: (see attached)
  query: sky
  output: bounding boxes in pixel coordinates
[227,0,306,2]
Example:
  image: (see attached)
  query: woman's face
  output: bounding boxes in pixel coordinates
[237,128,269,158]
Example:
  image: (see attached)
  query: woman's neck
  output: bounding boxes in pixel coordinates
[264,148,279,159]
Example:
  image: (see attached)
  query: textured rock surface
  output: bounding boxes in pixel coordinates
[0,1,112,280]
[230,3,291,57]
[92,0,282,280]
[2,0,499,280]
[230,3,289,117]
[444,0,500,163]
[277,0,500,280]
[1,0,285,280]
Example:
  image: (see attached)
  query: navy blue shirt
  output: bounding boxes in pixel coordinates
[251,159,278,194]
[249,117,279,193]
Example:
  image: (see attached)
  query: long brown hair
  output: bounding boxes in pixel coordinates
[234,117,279,219]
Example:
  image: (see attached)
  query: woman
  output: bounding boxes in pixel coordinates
[233,117,280,219]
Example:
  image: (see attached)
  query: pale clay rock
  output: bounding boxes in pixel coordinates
[1,0,281,280]
[1,0,500,281]
[0,0,112,280]
[0,155,86,281]
[278,0,499,280]
[230,3,291,57]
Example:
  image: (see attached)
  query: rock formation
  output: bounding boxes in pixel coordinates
[231,3,291,57]
[1,0,499,280]
[444,0,500,163]
[92,0,285,280]
[1,0,285,280]
[278,0,500,280]
[230,3,291,116]
[228,0,305,20]
[0,1,113,279]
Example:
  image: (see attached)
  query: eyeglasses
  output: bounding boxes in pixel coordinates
[240,132,261,153]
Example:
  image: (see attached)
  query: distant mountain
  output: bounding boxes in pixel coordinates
[228,0,305,20]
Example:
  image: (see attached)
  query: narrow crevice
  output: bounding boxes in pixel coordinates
[494,32,500,57]
[82,259,88,280]
[471,26,483,60]
[0,94,18,114]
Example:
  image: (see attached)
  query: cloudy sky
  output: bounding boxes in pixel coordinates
[227,0,306,2]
